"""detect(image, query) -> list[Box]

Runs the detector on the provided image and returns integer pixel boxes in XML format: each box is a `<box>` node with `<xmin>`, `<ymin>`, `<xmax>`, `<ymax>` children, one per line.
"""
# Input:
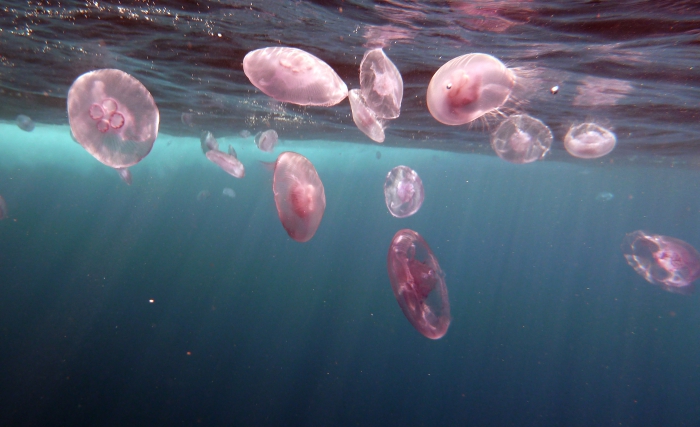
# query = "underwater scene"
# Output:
<box><xmin>1</xmin><ymin>1</ymin><xmax>700</xmax><ymax>426</ymax></box>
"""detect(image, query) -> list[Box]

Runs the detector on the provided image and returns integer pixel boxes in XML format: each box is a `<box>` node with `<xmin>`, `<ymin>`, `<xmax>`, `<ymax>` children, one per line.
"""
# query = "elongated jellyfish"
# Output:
<box><xmin>255</xmin><ymin>130</ymin><xmax>278</xmax><ymax>152</ymax></box>
<box><xmin>384</xmin><ymin>166</ymin><xmax>424</xmax><ymax>218</ymax></box>
<box><xmin>206</xmin><ymin>150</ymin><xmax>245</xmax><ymax>178</ymax></box>
<box><xmin>349</xmin><ymin>89</ymin><xmax>385</xmax><ymax>143</ymax></box>
<box><xmin>359</xmin><ymin>48</ymin><xmax>403</xmax><ymax>119</ymax></box>
<box><xmin>490</xmin><ymin>114</ymin><xmax>552</xmax><ymax>164</ymax></box>
<box><xmin>387</xmin><ymin>229</ymin><xmax>451</xmax><ymax>339</ymax></box>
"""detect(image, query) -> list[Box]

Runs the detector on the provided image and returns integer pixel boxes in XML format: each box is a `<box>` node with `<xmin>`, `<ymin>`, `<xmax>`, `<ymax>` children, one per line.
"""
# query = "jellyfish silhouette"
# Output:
<box><xmin>349</xmin><ymin>89</ymin><xmax>385</xmax><ymax>143</ymax></box>
<box><xmin>427</xmin><ymin>53</ymin><xmax>515</xmax><ymax>125</ymax></box>
<box><xmin>564</xmin><ymin>123</ymin><xmax>616</xmax><ymax>159</ymax></box>
<box><xmin>228</xmin><ymin>145</ymin><xmax>238</xmax><ymax>158</ymax></box>
<box><xmin>222</xmin><ymin>188</ymin><xmax>236</xmax><ymax>198</ymax></box>
<box><xmin>272</xmin><ymin>152</ymin><xmax>326</xmax><ymax>242</ymax></box>
<box><xmin>622</xmin><ymin>231</ymin><xmax>700</xmax><ymax>295</ymax></box>
<box><xmin>491</xmin><ymin>114</ymin><xmax>552</xmax><ymax>164</ymax></box>
<box><xmin>239</xmin><ymin>130</ymin><xmax>251</xmax><ymax>138</ymax></box>
<box><xmin>205</xmin><ymin>150</ymin><xmax>245</xmax><ymax>178</ymax></box>
<box><xmin>16</xmin><ymin>114</ymin><xmax>35</xmax><ymax>132</ymax></box>
<box><xmin>67</xmin><ymin>69</ymin><xmax>159</xmax><ymax>168</ymax></box>
<box><xmin>384</xmin><ymin>166</ymin><xmax>424</xmax><ymax>218</ymax></box>
<box><xmin>243</xmin><ymin>47</ymin><xmax>348</xmax><ymax>106</ymax></box>
<box><xmin>359</xmin><ymin>48</ymin><xmax>403</xmax><ymax>119</ymax></box>
<box><xmin>255</xmin><ymin>130</ymin><xmax>278</xmax><ymax>152</ymax></box>
<box><xmin>200</xmin><ymin>131</ymin><xmax>219</xmax><ymax>154</ymax></box>
<box><xmin>387</xmin><ymin>229</ymin><xmax>450</xmax><ymax>339</ymax></box>
<box><xmin>0</xmin><ymin>195</ymin><xmax>7</xmax><ymax>220</ymax></box>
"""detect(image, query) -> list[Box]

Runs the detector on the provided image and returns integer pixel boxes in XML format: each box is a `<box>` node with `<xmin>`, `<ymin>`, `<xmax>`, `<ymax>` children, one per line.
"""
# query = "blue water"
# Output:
<box><xmin>2</xmin><ymin>1</ymin><xmax>700</xmax><ymax>426</ymax></box>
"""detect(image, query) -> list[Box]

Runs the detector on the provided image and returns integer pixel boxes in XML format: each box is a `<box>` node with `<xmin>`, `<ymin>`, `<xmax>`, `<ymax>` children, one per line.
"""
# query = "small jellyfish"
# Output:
<box><xmin>239</xmin><ymin>130</ymin><xmax>251</xmax><ymax>138</ymax></box>
<box><xmin>376</xmin><ymin>151</ymin><xmax>382</xmax><ymax>160</ymax></box>
<box><xmin>491</xmin><ymin>114</ymin><xmax>552</xmax><ymax>164</ymax></box>
<box><xmin>67</xmin><ymin>69</ymin><xmax>159</xmax><ymax>168</ymax></box>
<box><xmin>116</xmin><ymin>167</ymin><xmax>132</xmax><ymax>185</ymax></box>
<box><xmin>564</xmin><ymin>123</ymin><xmax>617</xmax><ymax>159</ymax></box>
<box><xmin>205</xmin><ymin>149</ymin><xmax>245</xmax><ymax>178</ymax></box>
<box><xmin>222</xmin><ymin>188</ymin><xmax>236</xmax><ymax>198</ymax></box>
<box><xmin>197</xmin><ymin>190</ymin><xmax>211</xmax><ymax>201</ymax></box>
<box><xmin>359</xmin><ymin>48</ymin><xmax>403</xmax><ymax>119</ymax></box>
<box><xmin>200</xmin><ymin>131</ymin><xmax>219</xmax><ymax>154</ymax></box>
<box><xmin>349</xmin><ymin>89</ymin><xmax>385</xmax><ymax>143</ymax></box>
<box><xmin>181</xmin><ymin>112</ymin><xmax>194</xmax><ymax>127</ymax></box>
<box><xmin>272</xmin><ymin>152</ymin><xmax>326</xmax><ymax>242</ymax></box>
<box><xmin>384</xmin><ymin>166</ymin><xmax>424</xmax><ymax>218</ymax></box>
<box><xmin>0</xmin><ymin>195</ymin><xmax>7</xmax><ymax>220</ymax></box>
<box><xmin>255</xmin><ymin>130</ymin><xmax>278</xmax><ymax>152</ymax></box>
<box><xmin>427</xmin><ymin>53</ymin><xmax>515</xmax><ymax>125</ymax></box>
<box><xmin>622</xmin><ymin>231</ymin><xmax>700</xmax><ymax>295</ymax></box>
<box><xmin>243</xmin><ymin>47</ymin><xmax>348</xmax><ymax>107</ymax></box>
<box><xmin>595</xmin><ymin>192</ymin><xmax>614</xmax><ymax>202</ymax></box>
<box><xmin>228</xmin><ymin>145</ymin><xmax>237</xmax><ymax>158</ymax></box>
<box><xmin>16</xmin><ymin>114</ymin><xmax>35</xmax><ymax>132</ymax></box>
<box><xmin>387</xmin><ymin>229</ymin><xmax>450</xmax><ymax>339</ymax></box>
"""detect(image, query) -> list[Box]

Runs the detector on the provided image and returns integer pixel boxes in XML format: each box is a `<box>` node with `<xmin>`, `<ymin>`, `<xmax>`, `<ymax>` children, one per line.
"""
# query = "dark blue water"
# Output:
<box><xmin>2</xmin><ymin>1</ymin><xmax>700</xmax><ymax>426</ymax></box>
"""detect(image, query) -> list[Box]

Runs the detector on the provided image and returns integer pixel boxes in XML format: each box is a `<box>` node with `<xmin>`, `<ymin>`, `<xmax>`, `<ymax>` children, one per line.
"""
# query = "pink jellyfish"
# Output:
<box><xmin>349</xmin><ymin>89</ymin><xmax>385</xmax><ymax>143</ymax></box>
<box><xmin>427</xmin><ymin>53</ymin><xmax>515</xmax><ymax>125</ymax></box>
<box><xmin>272</xmin><ymin>152</ymin><xmax>326</xmax><ymax>242</ymax></box>
<box><xmin>387</xmin><ymin>229</ymin><xmax>451</xmax><ymax>339</ymax></box>
<box><xmin>205</xmin><ymin>149</ymin><xmax>245</xmax><ymax>178</ymax></box>
<box><xmin>490</xmin><ymin>114</ymin><xmax>552</xmax><ymax>164</ymax></box>
<box><xmin>564</xmin><ymin>123</ymin><xmax>617</xmax><ymax>159</ymax></box>
<box><xmin>67</xmin><ymin>69</ymin><xmax>159</xmax><ymax>168</ymax></box>
<box><xmin>622</xmin><ymin>231</ymin><xmax>700</xmax><ymax>295</ymax></box>
<box><xmin>384</xmin><ymin>166</ymin><xmax>424</xmax><ymax>218</ymax></box>
<box><xmin>255</xmin><ymin>130</ymin><xmax>279</xmax><ymax>152</ymax></box>
<box><xmin>359</xmin><ymin>48</ymin><xmax>403</xmax><ymax>119</ymax></box>
<box><xmin>243</xmin><ymin>47</ymin><xmax>348</xmax><ymax>107</ymax></box>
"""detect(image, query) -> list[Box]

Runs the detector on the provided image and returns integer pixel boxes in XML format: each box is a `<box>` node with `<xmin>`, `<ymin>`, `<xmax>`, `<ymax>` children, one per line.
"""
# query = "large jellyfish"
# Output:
<box><xmin>387</xmin><ymin>229</ymin><xmax>450</xmax><ymax>339</ymax></box>
<box><xmin>359</xmin><ymin>48</ymin><xmax>403</xmax><ymax>119</ymax></box>
<box><xmin>622</xmin><ymin>231</ymin><xmax>700</xmax><ymax>295</ymax></box>
<box><xmin>384</xmin><ymin>166</ymin><xmax>424</xmax><ymax>218</ymax></box>
<box><xmin>16</xmin><ymin>114</ymin><xmax>35</xmax><ymax>132</ymax></box>
<box><xmin>349</xmin><ymin>89</ymin><xmax>385</xmax><ymax>143</ymax></box>
<box><xmin>491</xmin><ymin>114</ymin><xmax>552</xmax><ymax>164</ymax></box>
<box><xmin>243</xmin><ymin>47</ymin><xmax>348</xmax><ymax>107</ymax></box>
<box><xmin>255</xmin><ymin>130</ymin><xmax>278</xmax><ymax>152</ymax></box>
<box><xmin>427</xmin><ymin>53</ymin><xmax>515</xmax><ymax>125</ymax></box>
<box><xmin>272</xmin><ymin>152</ymin><xmax>326</xmax><ymax>242</ymax></box>
<box><xmin>67</xmin><ymin>69</ymin><xmax>159</xmax><ymax>168</ymax></box>
<box><xmin>564</xmin><ymin>123</ymin><xmax>617</xmax><ymax>159</ymax></box>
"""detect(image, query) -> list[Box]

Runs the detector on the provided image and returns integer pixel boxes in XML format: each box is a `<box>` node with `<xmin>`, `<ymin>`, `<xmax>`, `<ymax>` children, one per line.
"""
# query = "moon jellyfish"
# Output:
<box><xmin>384</xmin><ymin>166</ymin><xmax>424</xmax><ymax>218</ymax></box>
<box><xmin>622</xmin><ymin>231</ymin><xmax>700</xmax><ymax>295</ymax></box>
<box><xmin>239</xmin><ymin>130</ymin><xmax>251</xmax><ymax>138</ymax></box>
<box><xmin>272</xmin><ymin>152</ymin><xmax>326</xmax><ymax>242</ymax></box>
<box><xmin>349</xmin><ymin>89</ymin><xmax>385</xmax><ymax>143</ymax></box>
<box><xmin>67</xmin><ymin>69</ymin><xmax>159</xmax><ymax>168</ymax></box>
<box><xmin>359</xmin><ymin>48</ymin><xmax>403</xmax><ymax>119</ymax></box>
<box><xmin>200</xmin><ymin>131</ymin><xmax>219</xmax><ymax>154</ymax></box>
<box><xmin>222</xmin><ymin>188</ymin><xmax>236</xmax><ymax>198</ymax></box>
<box><xmin>564</xmin><ymin>123</ymin><xmax>617</xmax><ymax>159</ymax></box>
<box><xmin>427</xmin><ymin>53</ymin><xmax>515</xmax><ymax>125</ymax></box>
<box><xmin>243</xmin><ymin>47</ymin><xmax>348</xmax><ymax>107</ymax></box>
<box><xmin>0</xmin><ymin>195</ymin><xmax>7</xmax><ymax>220</ymax></box>
<box><xmin>205</xmin><ymin>150</ymin><xmax>245</xmax><ymax>178</ymax></box>
<box><xmin>16</xmin><ymin>114</ymin><xmax>35</xmax><ymax>132</ymax></box>
<box><xmin>255</xmin><ymin>130</ymin><xmax>278</xmax><ymax>152</ymax></box>
<box><xmin>491</xmin><ymin>114</ymin><xmax>552</xmax><ymax>164</ymax></box>
<box><xmin>387</xmin><ymin>229</ymin><xmax>450</xmax><ymax>339</ymax></box>
<box><xmin>197</xmin><ymin>190</ymin><xmax>210</xmax><ymax>201</ymax></box>
<box><xmin>116</xmin><ymin>168</ymin><xmax>132</xmax><ymax>185</ymax></box>
<box><xmin>181</xmin><ymin>112</ymin><xmax>194</xmax><ymax>127</ymax></box>
<box><xmin>595</xmin><ymin>192</ymin><xmax>614</xmax><ymax>202</ymax></box>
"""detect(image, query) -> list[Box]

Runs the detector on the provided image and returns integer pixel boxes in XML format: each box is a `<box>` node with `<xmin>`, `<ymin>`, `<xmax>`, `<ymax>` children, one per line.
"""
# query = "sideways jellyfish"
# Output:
<box><xmin>0</xmin><ymin>195</ymin><xmax>7</xmax><ymax>220</ymax></box>
<box><xmin>427</xmin><ymin>53</ymin><xmax>515</xmax><ymax>125</ymax></box>
<box><xmin>564</xmin><ymin>123</ymin><xmax>617</xmax><ymax>159</ymax></box>
<box><xmin>272</xmin><ymin>152</ymin><xmax>326</xmax><ymax>242</ymax></box>
<box><xmin>595</xmin><ymin>192</ymin><xmax>614</xmax><ymax>202</ymax></box>
<box><xmin>200</xmin><ymin>131</ymin><xmax>219</xmax><ymax>154</ymax></box>
<box><xmin>222</xmin><ymin>188</ymin><xmax>236</xmax><ymax>198</ymax></box>
<box><xmin>243</xmin><ymin>47</ymin><xmax>348</xmax><ymax>107</ymax></box>
<box><xmin>349</xmin><ymin>89</ymin><xmax>385</xmax><ymax>143</ymax></box>
<box><xmin>622</xmin><ymin>231</ymin><xmax>700</xmax><ymax>295</ymax></box>
<box><xmin>387</xmin><ymin>229</ymin><xmax>450</xmax><ymax>339</ymax></box>
<box><xmin>491</xmin><ymin>114</ymin><xmax>552</xmax><ymax>164</ymax></box>
<box><xmin>67</xmin><ymin>69</ymin><xmax>159</xmax><ymax>168</ymax></box>
<box><xmin>255</xmin><ymin>130</ymin><xmax>278</xmax><ymax>152</ymax></box>
<box><xmin>206</xmin><ymin>149</ymin><xmax>245</xmax><ymax>178</ymax></box>
<box><xmin>384</xmin><ymin>166</ymin><xmax>424</xmax><ymax>218</ymax></box>
<box><xmin>228</xmin><ymin>145</ymin><xmax>237</xmax><ymax>158</ymax></box>
<box><xmin>116</xmin><ymin>168</ymin><xmax>132</xmax><ymax>185</ymax></box>
<box><xmin>16</xmin><ymin>114</ymin><xmax>35</xmax><ymax>132</ymax></box>
<box><xmin>359</xmin><ymin>48</ymin><xmax>403</xmax><ymax>119</ymax></box>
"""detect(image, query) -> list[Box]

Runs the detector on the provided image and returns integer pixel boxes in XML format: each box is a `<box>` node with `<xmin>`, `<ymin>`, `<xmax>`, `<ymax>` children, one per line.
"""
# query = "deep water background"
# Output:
<box><xmin>2</xmin><ymin>127</ymin><xmax>700</xmax><ymax>426</ymax></box>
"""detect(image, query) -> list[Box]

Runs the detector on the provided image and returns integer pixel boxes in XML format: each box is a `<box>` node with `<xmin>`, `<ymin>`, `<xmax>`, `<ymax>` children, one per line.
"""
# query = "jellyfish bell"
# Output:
<box><xmin>384</xmin><ymin>166</ymin><xmax>424</xmax><ymax>218</ymax></box>
<box><xmin>16</xmin><ymin>114</ymin><xmax>35</xmax><ymax>132</ymax></box>
<box><xmin>359</xmin><ymin>48</ymin><xmax>403</xmax><ymax>119</ymax></box>
<box><xmin>622</xmin><ymin>231</ymin><xmax>700</xmax><ymax>295</ymax></box>
<box><xmin>272</xmin><ymin>152</ymin><xmax>326</xmax><ymax>242</ymax></box>
<box><xmin>243</xmin><ymin>47</ymin><xmax>348</xmax><ymax>107</ymax></box>
<box><xmin>387</xmin><ymin>229</ymin><xmax>450</xmax><ymax>339</ymax></box>
<box><xmin>564</xmin><ymin>123</ymin><xmax>617</xmax><ymax>159</ymax></box>
<box><xmin>67</xmin><ymin>69</ymin><xmax>159</xmax><ymax>169</ymax></box>
<box><xmin>349</xmin><ymin>89</ymin><xmax>385</xmax><ymax>143</ymax></box>
<box><xmin>205</xmin><ymin>149</ymin><xmax>245</xmax><ymax>178</ymax></box>
<box><xmin>255</xmin><ymin>129</ymin><xmax>279</xmax><ymax>152</ymax></box>
<box><xmin>200</xmin><ymin>131</ymin><xmax>219</xmax><ymax>154</ymax></box>
<box><xmin>490</xmin><ymin>114</ymin><xmax>552</xmax><ymax>164</ymax></box>
<box><xmin>427</xmin><ymin>53</ymin><xmax>515</xmax><ymax>125</ymax></box>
